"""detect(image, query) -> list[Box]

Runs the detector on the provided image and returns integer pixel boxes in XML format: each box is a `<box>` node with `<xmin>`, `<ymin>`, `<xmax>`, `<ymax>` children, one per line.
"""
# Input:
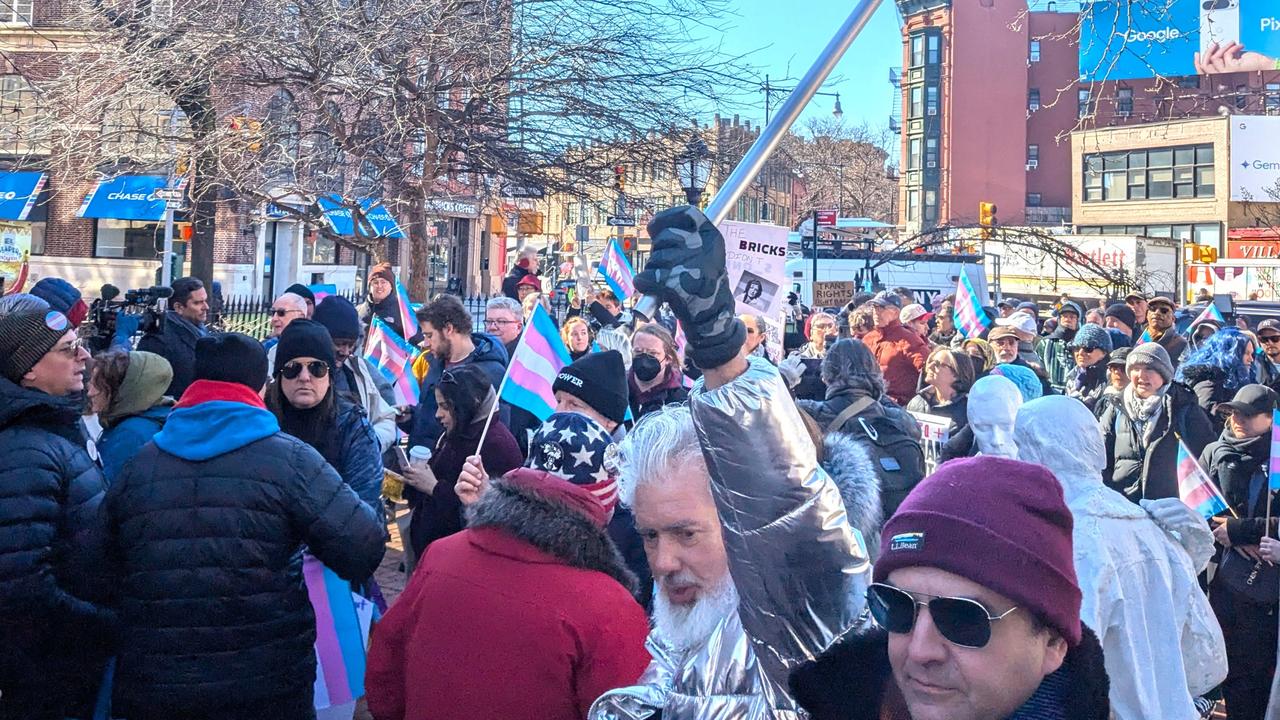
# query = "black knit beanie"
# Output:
<box><xmin>275</xmin><ymin>319</ymin><xmax>337</xmax><ymax>374</ymax></box>
<box><xmin>553</xmin><ymin>350</ymin><xmax>629</xmax><ymax>425</ymax></box>
<box><xmin>0</xmin><ymin>309</ymin><xmax>71</xmax><ymax>382</ymax></box>
<box><xmin>194</xmin><ymin>333</ymin><xmax>269</xmax><ymax>390</ymax></box>
<box><xmin>313</xmin><ymin>296</ymin><xmax>361</xmax><ymax>341</ymax></box>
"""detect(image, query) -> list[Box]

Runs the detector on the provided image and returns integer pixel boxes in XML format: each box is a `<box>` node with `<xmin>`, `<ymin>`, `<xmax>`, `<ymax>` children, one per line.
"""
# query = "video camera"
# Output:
<box><xmin>86</xmin><ymin>283</ymin><xmax>171</xmax><ymax>353</ymax></box>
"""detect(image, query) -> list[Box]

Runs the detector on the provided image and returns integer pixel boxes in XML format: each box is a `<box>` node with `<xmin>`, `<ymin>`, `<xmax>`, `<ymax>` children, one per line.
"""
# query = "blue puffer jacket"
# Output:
<box><xmin>97</xmin><ymin>404</ymin><xmax>170</xmax><ymax>487</ymax></box>
<box><xmin>324</xmin><ymin>401</ymin><xmax>387</xmax><ymax>528</ymax></box>
<box><xmin>105</xmin><ymin>380</ymin><xmax>386</xmax><ymax>719</ymax></box>
<box><xmin>0</xmin><ymin>377</ymin><xmax>114</xmax><ymax>719</ymax></box>
<box><xmin>407</xmin><ymin>332</ymin><xmax>509</xmax><ymax>448</ymax></box>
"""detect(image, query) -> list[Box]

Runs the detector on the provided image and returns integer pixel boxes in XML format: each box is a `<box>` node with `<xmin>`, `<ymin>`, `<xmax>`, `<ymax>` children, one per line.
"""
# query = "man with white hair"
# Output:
<box><xmin>264</xmin><ymin>292</ymin><xmax>307</xmax><ymax>351</ymax></box>
<box><xmin>484</xmin><ymin>296</ymin><xmax>525</xmax><ymax>360</ymax></box>
<box><xmin>1016</xmin><ymin>395</ymin><xmax>1226</xmax><ymax>720</ymax></box>
<box><xmin>589</xmin><ymin>206</ymin><xmax>874</xmax><ymax>718</ymax></box>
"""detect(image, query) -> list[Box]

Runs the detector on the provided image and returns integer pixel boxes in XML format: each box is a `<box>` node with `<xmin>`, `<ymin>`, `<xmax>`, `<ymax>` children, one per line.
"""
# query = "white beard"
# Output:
<box><xmin>652</xmin><ymin>573</ymin><xmax>740</xmax><ymax>653</ymax></box>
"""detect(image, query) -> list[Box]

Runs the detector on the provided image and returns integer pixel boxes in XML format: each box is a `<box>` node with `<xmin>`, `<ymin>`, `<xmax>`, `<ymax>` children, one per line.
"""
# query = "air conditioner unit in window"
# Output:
<box><xmin>927</xmin><ymin>161</ymin><xmax>937</xmax><ymax>168</ymax></box>
<box><xmin>928</xmin><ymin>108</ymin><xmax>937</xmax><ymax>115</ymax></box>
<box><xmin>1026</xmin><ymin>160</ymin><xmax>1039</xmax><ymax>170</ymax></box>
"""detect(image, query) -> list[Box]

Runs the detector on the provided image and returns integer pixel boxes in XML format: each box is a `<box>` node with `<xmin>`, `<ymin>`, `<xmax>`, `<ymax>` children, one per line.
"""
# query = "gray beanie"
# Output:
<box><xmin>1126</xmin><ymin>342</ymin><xmax>1174</xmax><ymax>383</ymax></box>
<box><xmin>1068</xmin><ymin>323</ymin><xmax>1113</xmax><ymax>353</ymax></box>
<box><xmin>0</xmin><ymin>309</ymin><xmax>72</xmax><ymax>382</ymax></box>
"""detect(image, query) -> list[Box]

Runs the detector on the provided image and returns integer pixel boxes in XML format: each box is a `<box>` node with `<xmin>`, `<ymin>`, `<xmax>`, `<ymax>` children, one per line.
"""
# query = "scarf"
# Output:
<box><xmin>1006</xmin><ymin>664</ymin><xmax>1070</xmax><ymax>720</ymax></box>
<box><xmin>1122</xmin><ymin>383</ymin><xmax>1167</xmax><ymax>446</ymax></box>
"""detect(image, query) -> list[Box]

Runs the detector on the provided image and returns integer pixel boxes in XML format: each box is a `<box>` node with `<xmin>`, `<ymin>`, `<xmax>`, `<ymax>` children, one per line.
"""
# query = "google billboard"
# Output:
<box><xmin>1081</xmin><ymin>0</ymin><xmax>1280</xmax><ymax>81</ymax></box>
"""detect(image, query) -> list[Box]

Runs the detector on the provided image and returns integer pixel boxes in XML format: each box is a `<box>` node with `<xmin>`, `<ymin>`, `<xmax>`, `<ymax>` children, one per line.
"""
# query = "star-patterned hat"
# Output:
<box><xmin>527</xmin><ymin>412</ymin><xmax>621</xmax><ymax>517</ymax></box>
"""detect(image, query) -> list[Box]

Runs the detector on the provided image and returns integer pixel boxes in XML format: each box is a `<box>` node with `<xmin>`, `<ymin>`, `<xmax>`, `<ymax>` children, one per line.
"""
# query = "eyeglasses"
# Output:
<box><xmin>1071</xmin><ymin>346</ymin><xmax>1099</xmax><ymax>354</ymax></box>
<box><xmin>54</xmin><ymin>338</ymin><xmax>86</xmax><ymax>358</ymax></box>
<box><xmin>271</xmin><ymin>308</ymin><xmax>302</xmax><ymax>317</ymax></box>
<box><xmin>280</xmin><ymin>360</ymin><xmax>329</xmax><ymax>380</ymax></box>
<box><xmin>867</xmin><ymin>582</ymin><xmax>1019</xmax><ymax>649</ymax></box>
<box><xmin>484</xmin><ymin>318</ymin><xmax>519</xmax><ymax>328</ymax></box>
<box><xmin>1261</xmin><ymin>335</ymin><xmax>1280</xmax><ymax>344</ymax></box>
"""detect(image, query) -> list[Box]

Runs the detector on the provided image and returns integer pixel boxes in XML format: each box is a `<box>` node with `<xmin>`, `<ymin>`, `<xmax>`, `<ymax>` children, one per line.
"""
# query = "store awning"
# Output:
<box><xmin>0</xmin><ymin>171</ymin><xmax>47</xmax><ymax>221</ymax></box>
<box><xmin>317</xmin><ymin>196</ymin><xmax>405</xmax><ymax>239</ymax></box>
<box><xmin>77</xmin><ymin>175</ymin><xmax>183</xmax><ymax>222</ymax></box>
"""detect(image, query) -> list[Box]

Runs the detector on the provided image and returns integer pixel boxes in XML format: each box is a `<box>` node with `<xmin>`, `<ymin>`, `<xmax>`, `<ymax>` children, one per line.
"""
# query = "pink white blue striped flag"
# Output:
<box><xmin>953</xmin><ymin>270</ymin><xmax>990</xmax><ymax>339</ymax></box>
<box><xmin>674</xmin><ymin>321</ymin><xmax>694</xmax><ymax>389</ymax></box>
<box><xmin>597</xmin><ymin>238</ymin><xmax>636</xmax><ymax>300</ymax></box>
<box><xmin>1177</xmin><ymin>439</ymin><xmax>1230</xmax><ymax>520</ymax></box>
<box><xmin>304</xmin><ymin>553</ymin><xmax>376</xmax><ymax>710</ymax></box>
<box><xmin>363</xmin><ymin>317</ymin><xmax>420</xmax><ymax>406</ymax></box>
<box><xmin>1270</xmin><ymin>410</ymin><xmax>1280</xmax><ymax>492</ymax></box>
<box><xmin>1190</xmin><ymin>302</ymin><xmax>1226</xmax><ymax>328</ymax></box>
<box><xmin>500</xmin><ymin>303</ymin><xmax>571</xmax><ymax>421</ymax></box>
<box><xmin>393</xmin><ymin>278</ymin><xmax>417</xmax><ymax>339</ymax></box>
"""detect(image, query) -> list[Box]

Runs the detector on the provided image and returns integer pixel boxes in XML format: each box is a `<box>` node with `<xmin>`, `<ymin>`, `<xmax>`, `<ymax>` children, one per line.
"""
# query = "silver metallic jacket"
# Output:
<box><xmin>590</xmin><ymin>357</ymin><xmax>873</xmax><ymax>719</ymax></box>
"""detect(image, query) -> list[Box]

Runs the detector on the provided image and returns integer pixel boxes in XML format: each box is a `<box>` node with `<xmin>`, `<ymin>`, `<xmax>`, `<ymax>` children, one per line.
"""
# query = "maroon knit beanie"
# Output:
<box><xmin>875</xmin><ymin>456</ymin><xmax>1082</xmax><ymax>647</ymax></box>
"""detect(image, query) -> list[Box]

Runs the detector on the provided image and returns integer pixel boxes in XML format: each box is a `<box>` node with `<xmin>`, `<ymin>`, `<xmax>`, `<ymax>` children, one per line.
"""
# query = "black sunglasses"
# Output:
<box><xmin>1071</xmin><ymin>346</ymin><xmax>1100</xmax><ymax>353</ymax></box>
<box><xmin>271</xmin><ymin>308</ymin><xmax>301</xmax><ymax>317</ymax></box>
<box><xmin>281</xmin><ymin>360</ymin><xmax>329</xmax><ymax>380</ymax></box>
<box><xmin>1261</xmin><ymin>335</ymin><xmax>1280</xmax><ymax>344</ymax></box>
<box><xmin>867</xmin><ymin>582</ymin><xmax>1018</xmax><ymax>649</ymax></box>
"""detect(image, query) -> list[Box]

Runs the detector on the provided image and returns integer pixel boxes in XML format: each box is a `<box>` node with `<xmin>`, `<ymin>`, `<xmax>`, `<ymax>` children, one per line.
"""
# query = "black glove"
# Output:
<box><xmin>635</xmin><ymin>206</ymin><xmax>744</xmax><ymax>369</ymax></box>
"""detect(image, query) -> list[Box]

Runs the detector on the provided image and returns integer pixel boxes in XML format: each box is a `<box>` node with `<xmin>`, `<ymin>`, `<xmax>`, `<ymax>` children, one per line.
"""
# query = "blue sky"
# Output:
<box><xmin>710</xmin><ymin>0</ymin><xmax>904</xmax><ymax>133</ymax></box>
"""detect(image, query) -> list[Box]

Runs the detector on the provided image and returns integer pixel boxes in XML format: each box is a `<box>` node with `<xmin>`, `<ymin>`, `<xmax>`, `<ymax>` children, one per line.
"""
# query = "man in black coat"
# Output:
<box><xmin>0</xmin><ymin>307</ymin><xmax>114</xmax><ymax>720</ymax></box>
<box><xmin>501</xmin><ymin>245</ymin><xmax>539</xmax><ymax>300</ymax></box>
<box><xmin>136</xmin><ymin>275</ymin><xmax>208</xmax><ymax>398</ymax></box>
<box><xmin>105</xmin><ymin>333</ymin><xmax>386</xmax><ymax>720</ymax></box>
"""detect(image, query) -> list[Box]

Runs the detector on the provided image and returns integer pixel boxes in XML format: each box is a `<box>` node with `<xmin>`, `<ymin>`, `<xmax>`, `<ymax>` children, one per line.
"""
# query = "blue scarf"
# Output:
<box><xmin>1006</xmin><ymin>664</ymin><xmax>1070</xmax><ymax>720</ymax></box>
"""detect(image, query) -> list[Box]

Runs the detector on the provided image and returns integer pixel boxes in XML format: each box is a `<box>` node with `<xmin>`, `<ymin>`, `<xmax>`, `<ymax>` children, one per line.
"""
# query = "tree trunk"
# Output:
<box><xmin>185</xmin><ymin>97</ymin><xmax>218</xmax><ymax>288</ymax></box>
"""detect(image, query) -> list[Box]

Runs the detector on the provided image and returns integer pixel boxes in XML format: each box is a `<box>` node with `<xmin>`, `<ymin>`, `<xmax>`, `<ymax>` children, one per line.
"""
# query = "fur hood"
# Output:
<box><xmin>789</xmin><ymin>624</ymin><xmax>1110</xmax><ymax>720</ymax></box>
<box><xmin>822</xmin><ymin>432</ymin><xmax>884</xmax><ymax>560</ymax></box>
<box><xmin>467</xmin><ymin>477</ymin><xmax>638</xmax><ymax>595</ymax></box>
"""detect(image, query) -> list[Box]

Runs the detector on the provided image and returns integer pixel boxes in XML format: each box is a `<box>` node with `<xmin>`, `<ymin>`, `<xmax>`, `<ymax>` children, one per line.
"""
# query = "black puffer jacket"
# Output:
<box><xmin>135</xmin><ymin>310</ymin><xmax>205</xmax><ymax>399</ymax></box>
<box><xmin>1201</xmin><ymin>429</ymin><xmax>1276</xmax><ymax>546</ymax></box>
<box><xmin>1180</xmin><ymin>364</ymin><xmax>1235</xmax><ymax>436</ymax></box>
<box><xmin>0</xmin><ymin>377</ymin><xmax>114</xmax><ymax>720</ymax></box>
<box><xmin>105</xmin><ymin>381</ymin><xmax>386</xmax><ymax>719</ymax></box>
<box><xmin>1099</xmin><ymin>382</ymin><xmax>1215</xmax><ymax>502</ymax></box>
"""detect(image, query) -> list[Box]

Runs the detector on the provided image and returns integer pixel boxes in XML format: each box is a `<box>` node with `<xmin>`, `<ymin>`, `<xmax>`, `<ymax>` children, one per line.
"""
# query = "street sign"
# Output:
<box><xmin>164</xmin><ymin>199</ymin><xmax>183</xmax><ymax>210</ymax></box>
<box><xmin>607</xmin><ymin>215</ymin><xmax>636</xmax><ymax>227</ymax></box>
<box><xmin>154</xmin><ymin>189</ymin><xmax>184</xmax><ymax>201</ymax></box>
<box><xmin>815</xmin><ymin>210</ymin><xmax>838</xmax><ymax>227</ymax></box>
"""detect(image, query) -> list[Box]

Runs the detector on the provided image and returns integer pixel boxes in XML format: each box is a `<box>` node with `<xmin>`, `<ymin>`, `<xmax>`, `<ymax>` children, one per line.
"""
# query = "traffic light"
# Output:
<box><xmin>1195</xmin><ymin>245</ymin><xmax>1218</xmax><ymax>264</ymax></box>
<box><xmin>979</xmin><ymin>201</ymin><xmax>998</xmax><ymax>241</ymax></box>
<box><xmin>622</xmin><ymin>237</ymin><xmax>633</xmax><ymax>253</ymax></box>
<box><xmin>613</xmin><ymin>165</ymin><xmax>626</xmax><ymax>194</ymax></box>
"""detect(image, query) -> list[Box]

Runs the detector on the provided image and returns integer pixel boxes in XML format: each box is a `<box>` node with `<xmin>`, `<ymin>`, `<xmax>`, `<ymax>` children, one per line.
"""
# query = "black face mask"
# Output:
<box><xmin>633</xmin><ymin>354</ymin><xmax>662</xmax><ymax>382</ymax></box>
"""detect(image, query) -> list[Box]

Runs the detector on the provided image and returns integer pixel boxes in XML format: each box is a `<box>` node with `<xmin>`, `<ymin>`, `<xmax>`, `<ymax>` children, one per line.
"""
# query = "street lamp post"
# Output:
<box><xmin>761</xmin><ymin>76</ymin><xmax>842</xmax><ymax>223</ymax></box>
<box><xmin>678</xmin><ymin>136</ymin><xmax>711</xmax><ymax>207</ymax></box>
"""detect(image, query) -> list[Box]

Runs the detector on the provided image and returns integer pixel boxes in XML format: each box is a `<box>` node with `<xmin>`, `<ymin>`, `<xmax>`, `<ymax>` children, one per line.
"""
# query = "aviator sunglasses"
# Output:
<box><xmin>867</xmin><ymin>582</ymin><xmax>1019</xmax><ymax>649</ymax></box>
<box><xmin>280</xmin><ymin>360</ymin><xmax>329</xmax><ymax>380</ymax></box>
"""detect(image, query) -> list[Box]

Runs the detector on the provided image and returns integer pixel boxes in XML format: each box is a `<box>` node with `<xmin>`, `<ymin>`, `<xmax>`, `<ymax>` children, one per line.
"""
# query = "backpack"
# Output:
<box><xmin>828</xmin><ymin>397</ymin><xmax>926</xmax><ymax>519</ymax></box>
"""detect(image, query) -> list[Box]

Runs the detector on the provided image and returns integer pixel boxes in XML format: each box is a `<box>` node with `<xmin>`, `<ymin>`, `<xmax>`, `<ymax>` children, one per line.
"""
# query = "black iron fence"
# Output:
<box><xmin>212</xmin><ymin>290</ymin><xmax>573</xmax><ymax>341</ymax></box>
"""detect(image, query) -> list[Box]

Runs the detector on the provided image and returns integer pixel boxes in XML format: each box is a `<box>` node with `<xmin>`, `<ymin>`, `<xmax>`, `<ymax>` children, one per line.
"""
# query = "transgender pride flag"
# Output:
<box><xmin>1177</xmin><ymin>438</ymin><xmax>1229</xmax><ymax>520</ymax></box>
<box><xmin>393</xmin><ymin>279</ymin><xmax>417</xmax><ymax>338</ymax></box>
<box><xmin>363</xmin><ymin>317</ymin><xmax>420</xmax><ymax>406</ymax></box>
<box><xmin>499</xmin><ymin>303</ymin><xmax>571</xmax><ymax>421</ymax></box>
<box><xmin>953</xmin><ymin>269</ymin><xmax>990</xmax><ymax>339</ymax></box>
<box><xmin>597</xmin><ymin>238</ymin><xmax>636</xmax><ymax>300</ymax></box>
<box><xmin>1190</xmin><ymin>302</ymin><xmax>1226</xmax><ymax>328</ymax></box>
<box><xmin>1270</xmin><ymin>410</ymin><xmax>1280</xmax><ymax>492</ymax></box>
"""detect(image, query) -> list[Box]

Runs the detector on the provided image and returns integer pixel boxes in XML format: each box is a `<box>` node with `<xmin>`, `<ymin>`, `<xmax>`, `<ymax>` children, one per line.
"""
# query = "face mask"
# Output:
<box><xmin>633</xmin><ymin>354</ymin><xmax>662</xmax><ymax>382</ymax></box>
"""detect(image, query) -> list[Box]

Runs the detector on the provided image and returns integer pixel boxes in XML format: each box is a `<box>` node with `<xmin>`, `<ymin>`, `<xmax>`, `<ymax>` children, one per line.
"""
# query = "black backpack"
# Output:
<box><xmin>828</xmin><ymin>397</ymin><xmax>926</xmax><ymax>519</ymax></box>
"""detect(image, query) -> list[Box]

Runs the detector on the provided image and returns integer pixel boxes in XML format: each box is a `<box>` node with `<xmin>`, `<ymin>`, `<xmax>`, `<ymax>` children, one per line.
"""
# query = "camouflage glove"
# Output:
<box><xmin>635</xmin><ymin>206</ymin><xmax>745</xmax><ymax>369</ymax></box>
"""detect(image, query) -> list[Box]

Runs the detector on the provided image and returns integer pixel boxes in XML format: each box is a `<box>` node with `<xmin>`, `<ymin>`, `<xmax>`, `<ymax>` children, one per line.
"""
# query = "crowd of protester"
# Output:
<box><xmin>3</xmin><ymin>205</ymin><xmax>1280</xmax><ymax>720</ymax></box>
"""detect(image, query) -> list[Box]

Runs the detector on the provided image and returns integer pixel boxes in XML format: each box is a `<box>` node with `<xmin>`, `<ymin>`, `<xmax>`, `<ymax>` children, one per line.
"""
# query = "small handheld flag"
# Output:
<box><xmin>1269</xmin><ymin>410</ymin><xmax>1280</xmax><ymax>492</ymax></box>
<box><xmin>597</xmin><ymin>238</ymin><xmax>637</xmax><ymax>300</ymax></box>
<box><xmin>393</xmin><ymin>279</ymin><xmax>417</xmax><ymax>340</ymax></box>
<box><xmin>1190</xmin><ymin>302</ymin><xmax>1226</xmax><ymax>329</ymax></box>
<box><xmin>304</xmin><ymin>554</ymin><xmax>376</xmax><ymax>709</ymax></box>
<box><xmin>496</xmin><ymin>303</ymin><xmax>572</xmax><ymax>422</ymax></box>
<box><xmin>953</xmin><ymin>269</ymin><xmax>990</xmax><ymax>340</ymax></box>
<box><xmin>1177</xmin><ymin>438</ymin><xmax>1230</xmax><ymax>520</ymax></box>
<box><xmin>363</xmin><ymin>317</ymin><xmax>421</xmax><ymax>406</ymax></box>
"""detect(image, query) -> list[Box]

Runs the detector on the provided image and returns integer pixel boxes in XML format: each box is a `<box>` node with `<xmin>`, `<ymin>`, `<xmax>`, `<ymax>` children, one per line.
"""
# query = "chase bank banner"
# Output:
<box><xmin>1081</xmin><ymin>0</ymin><xmax>1280</xmax><ymax>81</ymax></box>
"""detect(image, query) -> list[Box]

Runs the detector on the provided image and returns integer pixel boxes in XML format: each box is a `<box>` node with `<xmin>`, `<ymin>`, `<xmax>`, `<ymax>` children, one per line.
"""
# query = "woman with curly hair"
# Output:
<box><xmin>1176</xmin><ymin>327</ymin><xmax>1259</xmax><ymax>434</ymax></box>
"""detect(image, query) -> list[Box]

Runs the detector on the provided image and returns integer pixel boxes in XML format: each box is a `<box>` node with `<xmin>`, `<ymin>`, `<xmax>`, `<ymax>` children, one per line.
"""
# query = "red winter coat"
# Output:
<box><xmin>862</xmin><ymin>319</ymin><xmax>930</xmax><ymax>406</ymax></box>
<box><xmin>366</xmin><ymin>478</ymin><xmax>651</xmax><ymax>720</ymax></box>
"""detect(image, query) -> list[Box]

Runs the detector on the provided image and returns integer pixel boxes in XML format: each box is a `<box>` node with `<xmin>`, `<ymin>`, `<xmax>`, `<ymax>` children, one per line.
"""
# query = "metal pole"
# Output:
<box><xmin>161</xmin><ymin>108</ymin><xmax>181</xmax><ymax>290</ymax></box>
<box><xmin>812</xmin><ymin>209</ymin><xmax>819</xmax><ymax>296</ymax></box>
<box><xmin>633</xmin><ymin>0</ymin><xmax>882</xmax><ymax>320</ymax></box>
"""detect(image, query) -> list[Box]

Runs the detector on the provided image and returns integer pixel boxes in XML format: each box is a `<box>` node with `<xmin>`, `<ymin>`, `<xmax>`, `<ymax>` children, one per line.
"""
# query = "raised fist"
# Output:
<box><xmin>637</xmin><ymin>206</ymin><xmax>744</xmax><ymax>369</ymax></box>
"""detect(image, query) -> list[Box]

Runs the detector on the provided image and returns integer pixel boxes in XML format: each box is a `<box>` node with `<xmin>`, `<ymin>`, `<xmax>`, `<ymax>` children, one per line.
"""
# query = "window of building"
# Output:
<box><xmin>1267</xmin><ymin>83</ymin><xmax>1280</xmax><ymax>114</ymax></box>
<box><xmin>1236</xmin><ymin>85</ymin><xmax>1249</xmax><ymax>110</ymax></box>
<box><xmin>1028</xmin><ymin>88</ymin><xmax>1041</xmax><ymax>112</ymax></box>
<box><xmin>94</xmin><ymin>219</ymin><xmax>171</xmax><ymax>259</ymax></box>
<box><xmin>927</xmin><ymin>35</ymin><xmax>941</xmax><ymax>64</ymax></box>
<box><xmin>1116</xmin><ymin>87</ymin><xmax>1133</xmax><ymax>116</ymax></box>
<box><xmin>924</xmin><ymin>190</ymin><xmax>937</xmax><ymax>222</ymax></box>
<box><xmin>909</xmin><ymin>86</ymin><xmax>923</xmax><ymax>118</ymax></box>
<box><xmin>925</xmin><ymin>137</ymin><xmax>938</xmax><ymax>168</ymax></box>
<box><xmin>1027</xmin><ymin>144</ymin><xmax>1039</xmax><ymax>163</ymax></box>
<box><xmin>926</xmin><ymin>85</ymin><xmax>938</xmax><ymax>115</ymax></box>
<box><xmin>910</xmin><ymin>35</ymin><xmax>925</xmax><ymax>67</ymax></box>
<box><xmin>1078</xmin><ymin>89</ymin><xmax>1095</xmax><ymax>118</ymax></box>
<box><xmin>1029</xmin><ymin>40</ymin><xmax>1041</xmax><ymax>62</ymax></box>
<box><xmin>1027</xmin><ymin>193</ymin><xmax>1042</xmax><ymax>207</ymax></box>
<box><xmin>1177</xmin><ymin>76</ymin><xmax>1201</xmax><ymax>89</ymax></box>
<box><xmin>1083</xmin><ymin>143</ymin><xmax>1215</xmax><ymax>202</ymax></box>
<box><xmin>0</xmin><ymin>74</ymin><xmax>38</xmax><ymax>155</ymax></box>
<box><xmin>303</xmin><ymin>230</ymin><xmax>337</xmax><ymax>264</ymax></box>
<box><xmin>907</xmin><ymin>189</ymin><xmax>920</xmax><ymax>222</ymax></box>
<box><xmin>4</xmin><ymin>0</ymin><xmax>33</xmax><ymax>24</ymax></box>
<box><xmin>908</xmin><ymin>137</ymin><xmax>922</xmax><ymax>170</ymax></box>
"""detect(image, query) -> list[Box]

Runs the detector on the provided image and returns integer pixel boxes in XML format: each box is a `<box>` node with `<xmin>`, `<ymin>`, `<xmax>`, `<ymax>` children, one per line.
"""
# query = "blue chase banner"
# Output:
<box><xmin>317</xmin><ymin>196</ymin><xmax>405</xmax><ymax>239</ymax></box>
<box><xmin>0</xmin><ymin>171</ymin><xmax>47</xmax><ymax>221</ymax></box>
<box><xmin>77</xmin><ymin>175</ymin><xmax>184</xmax><ymax>222</ymax></box>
